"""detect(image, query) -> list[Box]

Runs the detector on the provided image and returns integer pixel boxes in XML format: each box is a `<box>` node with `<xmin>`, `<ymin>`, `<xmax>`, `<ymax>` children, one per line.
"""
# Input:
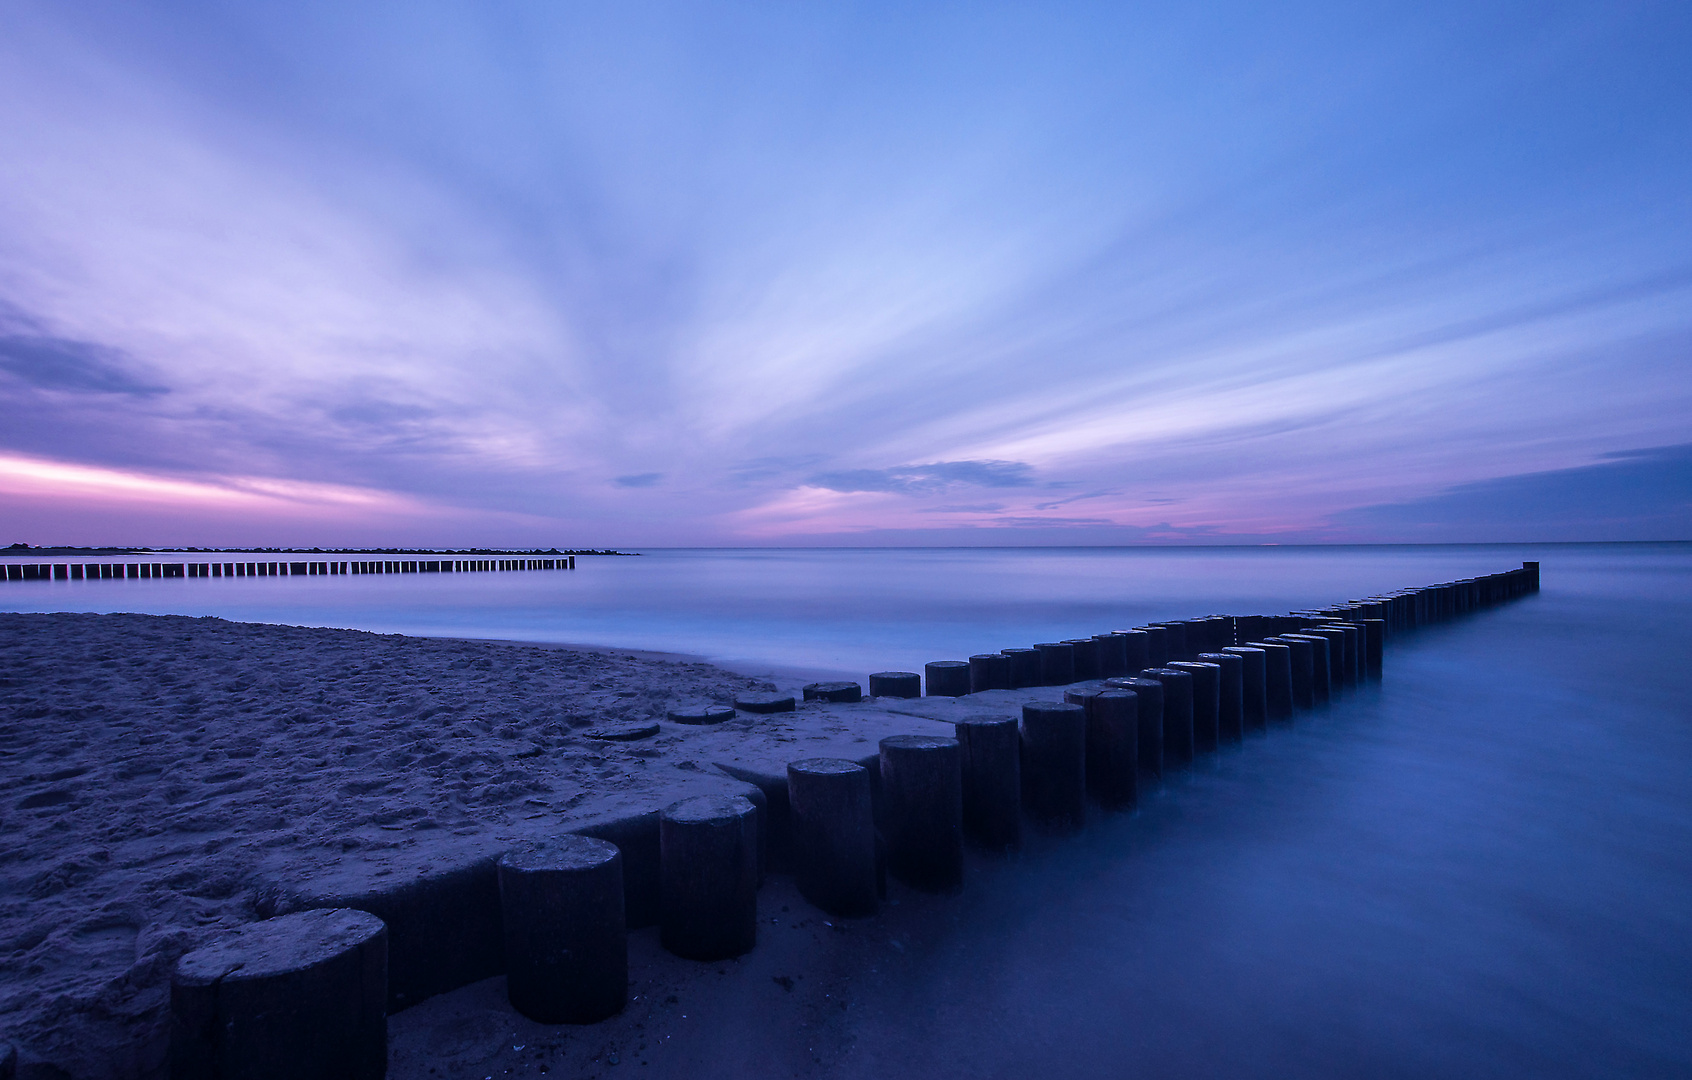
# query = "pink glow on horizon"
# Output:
<box><xmin>0</xmin><ymin>454</ymin><xmax>421</xmax><ymax>512</ymax></box>
<box><xmin>1</xmin><ymin>6</ymin><xmax>1688</xmax><ymax>546</ymax></box>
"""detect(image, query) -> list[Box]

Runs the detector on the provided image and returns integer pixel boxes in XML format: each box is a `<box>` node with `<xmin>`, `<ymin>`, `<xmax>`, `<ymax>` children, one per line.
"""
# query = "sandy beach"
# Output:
<box><xmin>0</xmin><ymin>612</ymin><xmax>769</xmax><ymax>1076</ymax></box>
<box><xmin>0</xmin><ymin>611</ymin><xmax>1056</xmax><ymax>1079</ymax></box>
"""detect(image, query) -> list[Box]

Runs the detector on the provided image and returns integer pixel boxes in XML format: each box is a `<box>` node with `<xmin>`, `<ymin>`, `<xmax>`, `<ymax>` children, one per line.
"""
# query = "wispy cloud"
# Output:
<box><xmin>1327</xmin><ymin>443</ymin><xmax>1692</xmax><ymax>542</ymax></box>
<box><xmin>0</xmin><ymin>453</ymin><xmax>418</xmax><ymax>511</ymax></box>
<box><xmin>0</xmin><ymin>3</ymin><xmax>1689</xmax><ymax>544</ymax></box>
<box><xmin>0</xmin><ymin>334</ymin><xmax>168</xmax><ymax>396</ymax></box>
<box><xmin>808</xmin><ymin>460</ymin><xmax>1036</xmax><ymax>494</ymax></box>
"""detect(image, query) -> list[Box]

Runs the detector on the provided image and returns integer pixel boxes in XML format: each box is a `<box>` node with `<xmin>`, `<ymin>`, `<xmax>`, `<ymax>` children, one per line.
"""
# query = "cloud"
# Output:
<box><xmin>808</xmin><ymin>460</ymin><xmax>1036</xmax><ymax>494</ymax></box>
<box><xmin>0</xmin><ymin>452</ymin><xmax>419</xmax><ymax>511</ymax></box>
<box><xmin>990</xmin><ymin>515</ymin><xmax>1120</xmax><ymax>528</ymax></box>
<box><xmin>0</xmin><ymin>335</ymin><xmax>167</xmax><ymax>396</ymax></box>
<box><xmin>1329</xmin><ymin>444</ymin><xmax>1692</xmax><ymax>541</ymax></box>
<box><xmin>2</xmin><ymin>5</ymin><xmax>1691</xmax><ymax>546</ymax></box>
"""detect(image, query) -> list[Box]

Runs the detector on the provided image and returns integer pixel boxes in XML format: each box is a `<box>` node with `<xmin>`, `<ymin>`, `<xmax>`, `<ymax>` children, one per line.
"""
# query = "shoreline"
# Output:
<box><xmin>0</xmin><ymin>611</ymin><xmax>1033</xmax><ymax>1078</ymax></box>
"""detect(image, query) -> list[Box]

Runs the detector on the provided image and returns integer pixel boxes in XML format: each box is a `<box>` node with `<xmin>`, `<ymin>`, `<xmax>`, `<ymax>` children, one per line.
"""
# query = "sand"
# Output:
<box><xmin>0</xmin><ymin>612</ymin><xmax>1062</xmax><ymax>1079</ymax></box>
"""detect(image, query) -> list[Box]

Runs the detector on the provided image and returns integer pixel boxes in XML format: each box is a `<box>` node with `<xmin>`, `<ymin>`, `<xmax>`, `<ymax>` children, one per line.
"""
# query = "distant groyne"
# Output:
<box><xmin>0</xmin><ymin>554</ymin><xmax>576</xmax><ymax>582</ymax></box>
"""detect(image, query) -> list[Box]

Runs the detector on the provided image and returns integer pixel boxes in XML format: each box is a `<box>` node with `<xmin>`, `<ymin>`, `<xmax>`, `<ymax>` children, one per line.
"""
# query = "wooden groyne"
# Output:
<box><xmin>144</xmin><ymin>560</ymin><xmax>1542</xmax><ymax>1078</ymax></box>
<box><xmin>0</xmin><ymin>554</ymin><xmax>576</xmax><ymax>582</ymax></box>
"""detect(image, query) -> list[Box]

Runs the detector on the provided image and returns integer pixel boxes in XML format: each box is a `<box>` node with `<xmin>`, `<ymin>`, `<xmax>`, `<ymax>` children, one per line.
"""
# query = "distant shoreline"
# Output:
<box><xmin>8</xmin><ymin>541</ymin><xmax>1684</xmax><ymax>560</ymax></box>
<box><xmin>3</xmin><ymin>545</ymin><xmax>640</xmax><ymax>557</ymax></box>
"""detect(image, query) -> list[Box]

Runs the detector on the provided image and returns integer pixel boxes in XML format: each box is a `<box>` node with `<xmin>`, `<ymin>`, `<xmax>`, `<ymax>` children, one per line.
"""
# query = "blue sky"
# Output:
<box><xmin>1</xmin><ymin>1</ymin><xmax>1688</xmax><ymax>546</ymax></box>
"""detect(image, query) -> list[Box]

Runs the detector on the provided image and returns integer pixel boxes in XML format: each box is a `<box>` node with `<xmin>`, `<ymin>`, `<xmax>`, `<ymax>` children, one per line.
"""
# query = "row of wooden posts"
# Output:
<box><xmin>0</xmin><ymin>555</ymin><xmax>575</xmax><ymax>583</ymax></box>
<box><xmin>165</xmin><ymin>561</ymin><xmax>1539</xmax><ymax>1079</ymax></box>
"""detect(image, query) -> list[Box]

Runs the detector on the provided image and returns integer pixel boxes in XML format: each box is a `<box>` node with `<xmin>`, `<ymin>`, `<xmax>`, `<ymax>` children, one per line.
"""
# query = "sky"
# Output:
<box><xmin>1</xmin><ymin>1</ymin><xmax>1689</xmax><ymax>548</ymax></box>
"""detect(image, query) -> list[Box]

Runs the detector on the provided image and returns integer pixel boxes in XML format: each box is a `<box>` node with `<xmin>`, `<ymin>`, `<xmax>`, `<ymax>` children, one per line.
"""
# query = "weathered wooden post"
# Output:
<box><xmin>170</xmin><ymin>909</ymin><xmax>388</xmax><ymax>1079</ymax></box>
<box><xmin>788</xmin><ymin>759</ymin><xmax>878</xmax><ymax>916</ymax></box>
<box><xmin>497</xmin><ymin>837</ymin><xmax>626</xmax><ymax>1023</ymax></box>
<box><xmin>953</xmin><ymin>715</ymin><xmax>1021</xmax><ymax>851</ymax></box>
<box><xmin>660</xmin><ymin>795</ymin><xmax>759</xmax><ymax>961</ymax></box>
<box><xmin>1019</xmin><ymin>702</ymin><xmax>1086</xmax><ymax>832</ymax></box>
<box><xmin>879</xmin><ymin>735</ymin><xmax>964</xmax><ymax>891</ymax></box>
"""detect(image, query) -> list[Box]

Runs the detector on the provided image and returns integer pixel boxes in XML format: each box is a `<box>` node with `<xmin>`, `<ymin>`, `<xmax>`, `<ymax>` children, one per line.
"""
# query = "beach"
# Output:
<box><xmin>0</xmin><ymin>612</ymin><xmax>789</xmax><ymax>1077</ymax></box>
<box><xmin>0</xmin><ymin>610</ymin><xmax>1071</xmax><ymax>1078</ymax></box>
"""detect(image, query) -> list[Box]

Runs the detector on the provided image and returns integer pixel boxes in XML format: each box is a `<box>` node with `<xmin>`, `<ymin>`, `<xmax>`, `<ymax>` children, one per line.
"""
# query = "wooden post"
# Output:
<box><xmin>497</xmin><ymin>837</ymin><xmax>626</xmax><ymax>1023</ymax></box>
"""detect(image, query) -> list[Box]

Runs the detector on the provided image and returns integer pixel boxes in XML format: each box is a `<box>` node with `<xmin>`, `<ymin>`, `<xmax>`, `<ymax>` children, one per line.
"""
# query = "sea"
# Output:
<box><xmin>3</xmin><ymin>542</ymin><xmax>1688</xmax><ymax>1077</ymax></box>
<box><xmin>0</xmin><ymin>543</ymin><xmax>1652</xmax><ymax>679</ymax></box>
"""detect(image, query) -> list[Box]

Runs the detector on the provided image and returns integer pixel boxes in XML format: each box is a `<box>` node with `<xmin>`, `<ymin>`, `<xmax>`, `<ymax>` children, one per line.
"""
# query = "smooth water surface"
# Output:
<box><xmin>812</xmin><ymin>553</ymin><xmax>1692</xmax><ymax>1079</ymax></box>
<box><xmin>0</xmin><ymin>544</ymin><xmax>1644</xmax><ymax>678</ymax></box>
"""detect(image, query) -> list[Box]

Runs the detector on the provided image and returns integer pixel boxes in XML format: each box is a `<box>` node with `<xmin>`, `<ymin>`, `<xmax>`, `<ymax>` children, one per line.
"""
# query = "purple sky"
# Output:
<box><xmin>2</xmin><ymin>2</ymin><xmax>1689</xmax><ymax>547</ymax></box>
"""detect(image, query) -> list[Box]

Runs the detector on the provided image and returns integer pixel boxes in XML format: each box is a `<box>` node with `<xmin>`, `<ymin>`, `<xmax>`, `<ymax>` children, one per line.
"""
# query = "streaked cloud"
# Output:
<box><xmin>0</xmin><ymin>335</ymin><xmax>167</xmax><ymax>397</ymax></box>
<box><xmin>0</xmin><ymin>453</ymin><xmax>422</xmax><ymax>512</ymax></box>
<box><xmin>0</xmin><ymin>2</ymin><xmax>1688</xmax><ymax>545</ymax></box>
<box><xmin>808</xmin><ymin>460</ymin><xmax>1036</xmax><ymax>494</ymax></box>
<box><xmin>1328</xmin><ymin>444</ymin><xmax>1692</xmax><ymax>542</ymax></box>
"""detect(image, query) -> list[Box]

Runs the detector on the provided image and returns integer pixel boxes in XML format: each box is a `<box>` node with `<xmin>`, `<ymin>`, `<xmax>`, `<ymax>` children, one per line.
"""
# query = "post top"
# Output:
<box><xmin>663</xmin><ymin>793</ymin><xmax>756</xmax><ymax>826</ymax></box>
<box><xmin>788</xmin><ymin>757</ymin><xmax>865</xmax><ymax>777</ymax></box>
<box><xmin>174</xmin><ymin>908</ymin><xmax>385</xmax><ymax>987</ymax></box>
<box><xmin>880</xmin><ymin>734</ymin><xmax>959</xmax><ymax>753</ymax></box>
<box><xmin>498</xmin><ymin>834</ymin><xmax>621</xmax><ymax>874</ymax></box>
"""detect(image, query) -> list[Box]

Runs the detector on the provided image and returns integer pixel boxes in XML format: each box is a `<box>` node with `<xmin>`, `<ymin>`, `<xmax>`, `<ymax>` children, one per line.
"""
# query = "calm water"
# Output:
<box><xmin>818</xmin><ymin>546</ymin><xmax>1692</xmax><ymax>1080</ymax></box>
<box><xmin>4</xmin><ymin>543</ymin><xmax>1689</xmax><ymax>1077</ymax></box>
<box><xmin>0</xmin><ymin>544</ymin><xmax>1637</xmax><ymax>678</ymax></box>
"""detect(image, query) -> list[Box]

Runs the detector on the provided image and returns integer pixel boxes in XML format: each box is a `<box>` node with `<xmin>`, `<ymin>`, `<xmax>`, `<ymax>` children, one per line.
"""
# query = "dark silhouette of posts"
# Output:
<box><xmin>1170</xmin><ymin>661</ymin><xmax>1221</xmax><ymax>753</ymax></box>
<box><xmin>735</xmin><ymin>691</ymin><xmax>795</xmax><ymax>713</ymax></box>
<box><xmin>1199</xmin><ymin>651</ymin><xmax>1244</xmax><ymax>741</ymax></box>
<box><xmin>1003</xmin><ymin>648</ymin><xmax>1043</xmax><ymax>689</ymax></box>
<box><xmin>497</xmin><ymin>837</ymin><xmax>626</xmax><ymax>1023</ymax></box>
<box><xmin>170</xmin><ymin>909</ymin><xmax>388</xmax><ymax>1080</ymax></box>
<box><xmin>802</xmin><ymin>681</ymin><xmax>863</xmax><ymax>702</ymax></box>
<box><xmin>1155</xmin><ymin>622</ymin><xmax>1189</xmax><ymax>662</ymax></box>
<box><xmin>925</xmin><ymin>660</ymin><xmax>971</xmax><ymax>697</ymax></box>
<box><xmin>1114</xmin><ymin>630</ymin><xmax>1151</xmax><ymax>673</ymax></box>
<box><xmin>969</xmin><ymin>653</ymin><xmax>1011</xmax><ymax>692</ymax></box>
<box><xmin>879</xmin><ymin>735</ymin><xmax>963</xmax><ymax>891</ymax></box>
<box><xmin>869</xmin><ymin>672</ymin><xmax>921</xmax><ymax>698</ymax></box>
<box><xmin>1246</xmin><ymin>642</ymin><xmax>1294</xmax><ymax>721</ymax></box>
<box><xmin>1019</xmin><ymin>703</ymin><xmax>1086</xmax><ymax>832</ymax></box>
<box><xmin>660</xmin><ymin>795</ymin><xmax>759</xmax><ymax>960</ymax></box>
<box><xmin>1267</xmin><ymin>636</ymin><xmax>1315</xmax><ymax>709</ymax></box>
<box><xmin>1360</xmin><ymin>619</ymin><xmax>1385</xmax><ymax>678</ymax></box>
<box><xmin>1036</xmin><ymin>642</ymin><xmax>1076</xmax><ymax>686</ymax></box>
<box><xmin>1064</xmin><ymin>638</ymin><xmax>1101</xmax><ymax>680</ymax></box>
<box><xmin>1139</xmin><ymin>625</ymin><xmax>1169</xmax><ymax>666</ymax></box>
<box><xmin>1225</xmin><ymin>650</ymin><xmax>1265</xmax><ymax>738</ymax></box>
<box><xmin>954</xmin><ymin>716</ymin><xmax>1020</xmax><ymax>850</ymax></box>
<box><xmin>1303</xmin><ymin>626</ymin><xmax>1352</xmax><ymax>689</ymax></box>
<box><xmin>1085</xmin><ymin>690</ymin><xmax>1138</xmax><ymax>809</ymax></box>
<box><xmin>1094</xmin><ymin>633</ymin><xmax>1128</xmax><ymax>677</ymax></box>
<box><xmin>1108</xmin><ymin>676</ymin><xmax>1164</xmax><ymax>777</ymax></box>
<box><xmin>787</xmin><ymin>759</ymin><xmax>878</xmax><ymax>916</ymax></box>
<box><xmin>1140</xmin><ymin>668</ymin><xmax>1195</xmax><ymax>767</ymax></box>
<box><xmin>1284</xmin><ymin>633</ymin><xmax>1332</xmax><ymax>704</ymax></box>
<box><xmin>1332</xmin><ymin>623</ymin><xmax>1361</xmax><ymax>685</ymax></box>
